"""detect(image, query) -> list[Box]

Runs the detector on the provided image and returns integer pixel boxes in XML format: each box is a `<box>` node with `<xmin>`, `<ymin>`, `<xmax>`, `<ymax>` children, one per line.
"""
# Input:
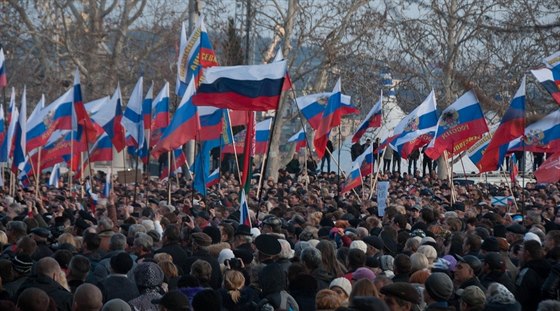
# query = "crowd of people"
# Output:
<box><xmin>0</xmin><ymin>161</ymin><xmax>559</xmax><ymax>311</ymax></box>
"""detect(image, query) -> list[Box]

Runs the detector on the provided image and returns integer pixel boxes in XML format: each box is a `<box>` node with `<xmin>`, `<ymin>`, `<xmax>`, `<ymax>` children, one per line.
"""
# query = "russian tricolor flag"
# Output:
<box><xmin>0</xmin><ymin>48</ymin><xmax>7</xmax><ymax>88</ymax></box>
<box><xmin>193</xmin><ymin>61</ymin><xmax>287</xmax><ymax>111</ymax></box>
<box><xmin>255</xmin><ymin>118</ymin><xmax>273</xmax><ymax>154</ymax></box>
<box><xmin>288</xmin><ymin>127</ymin><xmax>307</xmax><ymax>152</ymax></box>
<box><xmin>152</xmin><ymin>78</ymin><xmax>200</xmax><ymax>159</ymax></box>
<box><xmin>198</xmin><ymin>106</ymin><xmax>223</xmax><ymax>141</ymax></box>
<box><xmin>357</xmin><ymin>144</ymin><xmax>375</xmax><ymax>176</ymax></box>
<box><xmin>27</xmin><ymin>89</ymin><xmax>74</xmax><ymax>151</ymax></box>
<box><xmin>151</xmin><ymin>82</ymin><xmax>170</xmax><ymax>148</ymax></box>
<box><xmin>467</xmin><ymin>133</ymin><xmax>492</xmax><ymax>171</ymax></box>
<box><xmin>0</xmin><ymin>104</ymin><xmax>5</xmax><ymax>151</ymax></box>
<box><xmin>0</xmin><ymin>90</ymin><xmax>17</xmax><ymax>163</ymax></box>
<box><xmin>206</xmin><ymin>168</ymin><xmax>220</xmax><ymax>188</ymax></box>
<box><xmin>239</xmin><ymin>189</ymin><xmax>251</xmax><ymax>227</ymax></box>
<box><xmin>295</xmin><ymin>92</ymin><xmax>330</xmax><ymax>130</ymax></box>
<box><xmin>478</xmin><ymin>77</ymin><xmax>525</xmax><ymax>173</ymax></box>
<box><xmin>508</xmin><ymin>109</ymin><xmax>560</xmax><ymax>153</ymax></box>
<box><xmin>391</xmin><ymin>90</ymin><xmax>439</xmax><ymax>159</ymax></box>
<box><xmin>12</xmin><ymin>87</ymin><xmax>27</xmax><ymax>173</ymax></box>
<box><xmin>352</xmin><ymin>94</ymin><xmax>382</xmax><ymax>143</ymax></box>
<box><xmin>425</xmin><ymin>91</ymin><xmax>489</xmax><ymax>160</ymax></box>
<box><xmin>314</xmin><ymin>80</ymin><xmax>345</xmax><ymax>159</ymax></box>
<box><xmin>73</xmin><ymin>69</ymin><xmax>100</xmax><ymax>143</ymax></box>
<box><xmin>342</xmin><ymin>164</ymin><xmax>362</xmax><ymax>194</ymax></box>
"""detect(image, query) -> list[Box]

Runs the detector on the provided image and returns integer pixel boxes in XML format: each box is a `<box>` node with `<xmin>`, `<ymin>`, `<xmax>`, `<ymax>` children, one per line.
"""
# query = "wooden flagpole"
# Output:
<box><xmin>167</xmin><ymin>151</ymin><xmax>171</xmax><ymax>204</ymax></box>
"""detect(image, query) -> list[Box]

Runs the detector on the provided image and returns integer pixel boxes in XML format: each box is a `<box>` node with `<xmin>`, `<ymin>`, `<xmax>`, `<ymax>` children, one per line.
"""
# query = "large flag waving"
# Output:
<box><xmin>508</xmin><ymin>109</ymin><xmax>560</xmax><ymax>153</ymax></box>
<box><xmin>352</xmin><ymin>93</ymin><xmax>382</xmax><ymax>143</ymax></box>
<box><xmin>176</xmin><ymin>18</ymin><xmax>218</xmax><ymax>96</ymax></box>
<box><xmin>152</xmin><ymin>78</ymin><xmax>200</xmax><ymax>158</ymax></box>
<box><xmin>467</xmin><ymin>132</ymin><xmax>492</xmax><ymax>171</ymax></box>
<box><xmin>425</xmin><ymin>91</ymin><xmax>489</xmax><ymax>160</ymax></box>
<box><xmin>73</xmin><ymin>69</ymin><xmax>100</xmax><ymax>143</ymax></box>
<box><xmin>478</xmin><ymin>77</ymin><xmax>525</xmax><ymax>172</ymax></box>
<box><xmin>151</xmin><ymin>82</ymin><xmax>170</xmax><ymax>147</ymax></box>
<box><xmin>391</xmin><ymin>90</ymin><xmax>439</xmax><ymax>159</ymax></box>
<box><xmin>313</xmin><ymin>79</ymin><xmax>346</xmax><ymax>159</ymax></box>
<box><xmin>192</xmin><ymin>61</ymin><xmax>288</xmax><ymax>111</ymax></box>
<box><xmin>0</xmin><ymin>92</ymin><xmax>17</xmax><ymax>163</ymax></box>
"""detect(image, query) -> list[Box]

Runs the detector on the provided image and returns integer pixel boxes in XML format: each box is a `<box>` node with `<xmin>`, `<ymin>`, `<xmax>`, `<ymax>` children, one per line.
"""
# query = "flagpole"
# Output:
<box><xmin>69</xmin><ymin>131</ymin><xmax>74</xmax><ymax>191</ymax></box>
<box><xmin>133</xmin><ymin>152</ymin><xmax>139</xmax><ymax>203</ymax></box>
<box><xmin>370</xmin><ymin>146</ymin><xmax>387</xmax><ymax>200</ymax></box>
<box><xmin>172</xmin><ymin>150</ymin><xmax>180</xmax><ymax>186</ymax></box>
<box><xmin>167</xmin><ymin>151</ymin><xmax>171</xmax><ymax>204</ymax></box>
<box><xmin>444</xmin><ymin>150</ymin><xmax>456</xmax><ymax>204</ymax></box>
<box><xmin>337</xmin><ymin>126</ymin><xmax>342</xmax><ymax>198</ymax></box>
<box><xmin>35</xmin><ymin>147</ymin><xmax>42</xmax><ymax>198</ymax></box>
<box><xmin>256</xmin><ymin>154</ymin><xmax>267</xmax><ymax>199</ymax></box>
<box><xmin>122</xmin><ymin>151</ymin><xmax>128</xmax><ymax>184</ymax></box>
<box><xmin>291</xmin><ymin>89</ymin><xmax>316</xmax><ymax>170</ymax></box>
<box><xmin>304</xmin><ymin>145</ymin><xmax>308</xmax><ymax>190</ymax></box>
<box><xmin>501</xmin><ymin>167</ymin><xmax>519</xmax><ymax>212</ymax></box>
<box><xmin>226</xmin><ymin>111</ymin><xmax>243</xmax><ymax>185</ymax></box>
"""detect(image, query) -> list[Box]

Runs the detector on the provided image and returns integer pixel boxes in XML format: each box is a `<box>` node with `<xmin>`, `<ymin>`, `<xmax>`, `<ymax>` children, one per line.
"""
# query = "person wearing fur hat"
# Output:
<box><xmin>424</xmin><ymin>272</ymin><xmax>455</xmax><ymax>311</ymax></box>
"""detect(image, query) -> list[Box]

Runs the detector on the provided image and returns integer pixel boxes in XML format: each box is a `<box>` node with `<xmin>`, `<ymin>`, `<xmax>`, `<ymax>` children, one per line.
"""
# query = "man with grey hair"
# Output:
<box><xmin>2</xmin><ymin>220</ymin><xmax>27</xmax><ymax>257</ymax></box>
<box><xmin>132</xmin><ymin>232</ymin><xmax>154</xmax><ymax>262</ymax></box>
<box><xmin>300</xmin><ymin>247</ymin><xmax>333</xmax><ymax>290</ymax></box>
<box><xmin>16</xmin><ymin>257</ymin><xmax>73</xmax><ymax>311</ymax></box>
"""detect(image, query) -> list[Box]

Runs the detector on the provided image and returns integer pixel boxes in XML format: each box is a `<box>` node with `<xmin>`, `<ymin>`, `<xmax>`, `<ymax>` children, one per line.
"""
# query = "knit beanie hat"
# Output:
<box><xmin>425</xmin><ymin>272</ymin><xmax>453</xmax><ymax>301</ymax></box>
<box><xmin>12</xmin><ymin>254</ymin><xmax>33</xmax><ymax>274</ymax></box>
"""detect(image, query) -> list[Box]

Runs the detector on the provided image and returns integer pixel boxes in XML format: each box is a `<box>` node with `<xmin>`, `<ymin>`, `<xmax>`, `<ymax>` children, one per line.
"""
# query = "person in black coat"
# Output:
<box><xmin>320</xmin><ymin>140</ymin><xmax>334</xmax><ymax>173</ymax></box>
<box><xmin>99</xmin><ymin>253</ymin><xmax>140</xmax><ymax>303</ymax></box>
<box><xmin>154</xmin><ymin>225</ymin><xmax>190</xmax><ymax>273</ymax></box>
<box><xmin>16</xmin><ymin>257</ymin><xmax>73</xmax><ymax>311</ymax></box>
<box><xmin>183</xmin><ymin>233</ymin><xmax>223</xmax><ymax>290</ymax></box>
<box><xmin>515</xmin><ymin>240</ymin><xmax>552</xmax><ymax>311</ymax></box>
<box><xmin>479</xmin><ymin>252</ymin><xmax>516</xmax><ymax>296</ymax></box>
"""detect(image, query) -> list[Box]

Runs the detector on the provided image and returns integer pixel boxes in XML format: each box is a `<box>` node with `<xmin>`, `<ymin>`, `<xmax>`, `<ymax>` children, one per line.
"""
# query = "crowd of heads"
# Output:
<box><xmin>0</xmin><ymin>166</ymin><xmax>559</xmax><ymax>311</ymax></box>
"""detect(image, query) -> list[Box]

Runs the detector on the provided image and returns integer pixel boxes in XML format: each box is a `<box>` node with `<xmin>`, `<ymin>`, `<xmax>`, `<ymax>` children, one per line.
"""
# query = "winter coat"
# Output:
<box><xmin>515</xmin><ymin>258</ymin><xmax>551</xmax><ymax>311</ymax></box>
<box><xmin>16</xmin><ymin>275</ymin><xmax>73</xmax><ymax>311</ymax></box>
<box><xmin>542</xmin><ymin>262</ymin><xmax>560</xmax><ymax>300</ymax></box>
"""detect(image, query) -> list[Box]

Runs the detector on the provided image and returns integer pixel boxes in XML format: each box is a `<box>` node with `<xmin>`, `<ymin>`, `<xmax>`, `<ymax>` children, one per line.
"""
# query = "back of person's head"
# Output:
<box><xmin>17</xmin><ymin>236</ymin><xmax>37</xmax><ymax>256</ymax></box>
<box><xmin>192</xmin><ymin>289</ymin><xmax>221</xmax><ymax>311</ymax></box>
<box><xmin>52</xmin><ymin>249</ymin><xmax>73</xmax><ymax>270</ymax></box>
<box><xmin>410</xmin><ymin>253</ymin><xmax>429</xmax><ymax>273</ymax></box>
<box><xmin>36</xmin><ymin>257</ymin><xmax>61</xmax><ymax>280</ymax></box>
<box><xmin>102</xmin><ymin>298</ymin><xmax>131</xmax><ymax>311</ymax></box>
<box><xmin>537</xmin><ymin>300</ymin><xmax>560</xmax><ymax>311</ymax></box>
<box><xmin>17</xmin><ymin>287</ymin><xmax>50</xmax><ymax>311</ymax></box>
<box><xmin>316</xmin><ymin>289</ymin><xmax>343</xmax><ymax>310</ymax></box>
<box><xmin>7</xmin><ymin>220</ymin><xmax>27</xmax><ymax>239</ymax></box>
<box><xmin>110</xmin><ymin>252</ymin><xmax>133</xmax><ymax>274</ymax></box>
<box><xmin>347</xmin><ymin>248</ymin><xmax>366</xmax><ymax>270</ymax></box>
<box><xmin>464</xmin><ymin>234</ymin><xmax>482</xmax><ymax>252</ymax></box>
<box><xmin>73</xmin><ymin>283</ymin><xmax>103</xmax><ymax>311</ymax></box>
<box><xmin>190</xmin><ymin>259</ymin><xmax>212</xmax><ymax>284</ymax></box>
<box><xmin>68</xmin><ymin>255</ymin><xmax>91</xmax><ymax>281</ymax></box>
<box><xmin>349</xmin><ymin>279</ymin><xmax>378</xmax><ymax>302</ymax></box>
<box><xmin>164</xmin><ymin>225</ymin><xmax>180</xmax><ymax>242</ymax></box>
<box><xmin>158</xmin><ymin>260</ymin><xmax>179</xmax><ymax>279</ymax></box>
<box><xmin>83</xmin><ymin>231</ymin><xmax>101</xmax><ymax>251</ymax></box>
<box><xmin>301</xmin><ymin>247</ymin><xmax>322</xmax><ymax>270</ymax></box>
<box><xmin>223</xmin><ymin>269</ymin><xmax>245</xmax><ymax>303</ymax></box>
<box><xmin>133</xmin><ymin>233</ymin><xmax>153</xmax><ymax>252</ymax></box>
<box><xmin>393</xmin><ymin>254</ymin><xmax>411</xmax><ymax>275</ymax></box>
<box><xmin>524</xmin><ymin>240</ymin><xmax>544</xmax><ymax>260</ymax></box>
<box><xmin>109</xmin><ymin>233</ymin><xmax>127</xmax><ymax>251</ymax></box>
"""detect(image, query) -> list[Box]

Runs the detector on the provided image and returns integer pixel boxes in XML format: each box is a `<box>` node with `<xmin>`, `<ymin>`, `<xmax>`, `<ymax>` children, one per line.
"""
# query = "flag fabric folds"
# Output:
<box><xmin>0</xmin><ymin>48</ymin><xmax>7</xmax><ymax>88</ymax></box>
<box><xmin>239</xmin><ymin>189</ymin><xmax>251</xmax><ymax>227</ymax></box>
<box><xmin>255</xmin><ymin>118</ymin><xmax>273</xmax><ymax>155</ymax></box>
<box><xmin>352</xmin><ymin>94</ymin><xmax>382</xmax><ymax>143</ymax></box>
<box><xmin>507</xmin><ymin>109</ymin><xmax>560</xmax><ymax>153</ymax></box>
<box><xmin>151</xmin><ymin>82</ymin><xmax>170</xmax><ymax>148</ymax></box>
<box><xmin>288</xmin><ymin>127</ymin><xmax>307</xmax><ymax>152</ymax></box>
<box><xmin>161</xmin><ymin>148</ymin><xmax>187</xmax><ymax>180</ymax></box>
<box><xmin>478</xmin><ymin>77</ymin><xmax>526</xmax><ymax>173</ymax></box>
<box><xmin>509</xmin><ymin>154</ymin><xmax>518</xmax><ymax>183</ymax></box>
<box><xmin>467</xmin><ymin>133</ymin><xmax>492</xmax><ymax>171</ymax></box>
<box><xmin>342</xmin><ymin>165</ymin><xmax>362</xmax><ymax>194</ymax></box>
<box><xmin>206</xmin><ymin>168</ymin><xmax>220</xmax><ymax>188</ymax></box>
<box><xmin>425</xmin><ymin>91</ymin><xmax>489</xmax><ymax>160</ymax></box>
<box><xmin>12</xmin><ymin>87</ymin><xmax>27</xmax><ymax>173</ymax></box>
<box><xmin>295</xmin><ymin>92</ymin><xmax>331</xmax><ymax>130</ymax></box>
<box><xmin>391</xmin><ymin>90</ymin><xmax>439</xmax><ymax>159</ymax></box>
<box><xmin>0</xmin><ymin>90</ymin><xmax>17</xmax><ymax>162</ymax></box>
<box><xmin>192</xmin><ymin>61</ymin><xmax>287</xmax><ymax>111</ymax></box>
<box><xmin>122</xmin><ymin>77</ymin><xmax>144</xmax><ymax>150</ymax></box>
<box><xmin>176</xmin><ymin>18</ymin><xmax>218</xmax><ymax>96</ymax></box>
<box><xmin>152</xmin><ymin>78</ymin><xmax>200</xmax><ymax>159</ymax></box>
<box><xmin>48</xmin><ymin>164</ymin><xmax>61</xmax><ymax>188</ymax></box>
<box><xmin>0</xmin><ymin>105</ymin><xmax>5</xmax><ymax>152</ymax></box>
<box><xmin>198</xmin><ymin>106</ymin><xmax>223</xmax><ymax>141</ymax></box>
<box><xmin>534</xmin><ymin>153</ymin><xmax>560</xmax><ymax>184</ymax></box>
<box><xmin>73</xmin><ymin>69</ymin><xmax>100</xmax><ymax>143</ymax></box>
<box><xmin>313</xmin><ymin>80</ymin><xmax>344</xmax><ymax>159</ymax></box>
<box><xmin>531</xmin><ymin>51</ymin><xmax>560</xmax><ymax>106</ymax></box>
<box><xmin>27</xmin><ymin>89</ymin><xmax>74</xmax><ymax>151</ymax></box>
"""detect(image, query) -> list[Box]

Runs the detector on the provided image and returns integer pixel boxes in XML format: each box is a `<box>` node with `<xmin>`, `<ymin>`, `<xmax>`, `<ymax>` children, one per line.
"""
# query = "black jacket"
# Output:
<box><xmin>480</xmin><ymin>271</ymin><xmax>516</xmax><ymax>296</ymax></box>
<box><xmin>154</xmin><ymin>242</ymin><xmax>190</xmax><ymax>273</ymax></box>
<box><xmin>542</xmin><ymin>262</ymin><xmax>560</xmax><ymax>300</ymax></box>
<box><xmin>16</xmin><ymin>275</ymin><xmax>73</xmax><ymax>311</ymax></box>
<box><xmin>100</xmin><ymin>274</ymin><xmax>140</xmax><ymax>303</ymax></box>
<box><xmin>515</xmin><ymin>258</ymin><xmax>551</xmax><ymax>311</ymax></box>
<box><xmin>184</xmin><ymin>249</ymin><xmax>223</xmax><ymax>290</ymax></box>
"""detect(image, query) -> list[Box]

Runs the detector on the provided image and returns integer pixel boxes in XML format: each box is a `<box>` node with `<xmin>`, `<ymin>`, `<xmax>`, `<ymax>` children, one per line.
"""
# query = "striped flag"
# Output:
<box><xmin>288</xmin><ymin>127</ymin><xmax>307</xmax><ymax>152</ymax></box>
<box><xmin>49</xmin><ymin>164</ymin><xmax>61</xmax><ymax>188</ymax></box>
<box><xmin>239</xmin><ymin>189</ymin><xmax>251</xmax><ymax>227</ymax></box>
<box><xmin>12</xmin><ymin>87</ymin><xmax>26</xmax><ymax>173</ymax></box>
<box><xmin>352</xmin><ymin>93</ymin><xmax>382</xmax><ymax>143</ymax></box>
<box><xmin>206</xmin><ymin>168</ymin><xmax>220</xmax><ymax>188</ymax></box>
<box><xmin>0</xmin><ymin>48</ymin><xmax>7</xmax><ymax>88</ymax></box>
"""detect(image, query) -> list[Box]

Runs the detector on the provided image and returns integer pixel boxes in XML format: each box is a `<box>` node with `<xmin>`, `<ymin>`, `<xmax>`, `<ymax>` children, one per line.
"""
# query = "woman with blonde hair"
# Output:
<box><xmin>219</xmin><ymin>269</ymin><xmax>252</xmax><ymax>310</ymax></box>
<box><xmin>158</xmin><ymin>260</ymin><xmax>179</xmax><ymax>291</ymax></box>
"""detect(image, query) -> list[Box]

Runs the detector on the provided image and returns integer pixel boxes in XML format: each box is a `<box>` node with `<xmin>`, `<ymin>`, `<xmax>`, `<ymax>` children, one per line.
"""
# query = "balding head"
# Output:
<box><xmin>17</xmin><ymin>287</ymin><xmax>50</xmax><ymax>311</ymax></box>
<box><xmin>73</xmin><ymin>283</ymin><xmax>102</xmax><ymax>311</ymax></box>
<box><xmin>36</xmin><ymin>257</ymin><xmax>62</xmax><ymax>280</ymax></box>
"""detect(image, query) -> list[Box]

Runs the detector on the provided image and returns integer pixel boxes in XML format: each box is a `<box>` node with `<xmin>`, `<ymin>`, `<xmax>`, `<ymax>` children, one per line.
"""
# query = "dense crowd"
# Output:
<box><xmin>0</xmin><ymin>163</ymin><xmax>560</xmax><ymax>311</ymax></box>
